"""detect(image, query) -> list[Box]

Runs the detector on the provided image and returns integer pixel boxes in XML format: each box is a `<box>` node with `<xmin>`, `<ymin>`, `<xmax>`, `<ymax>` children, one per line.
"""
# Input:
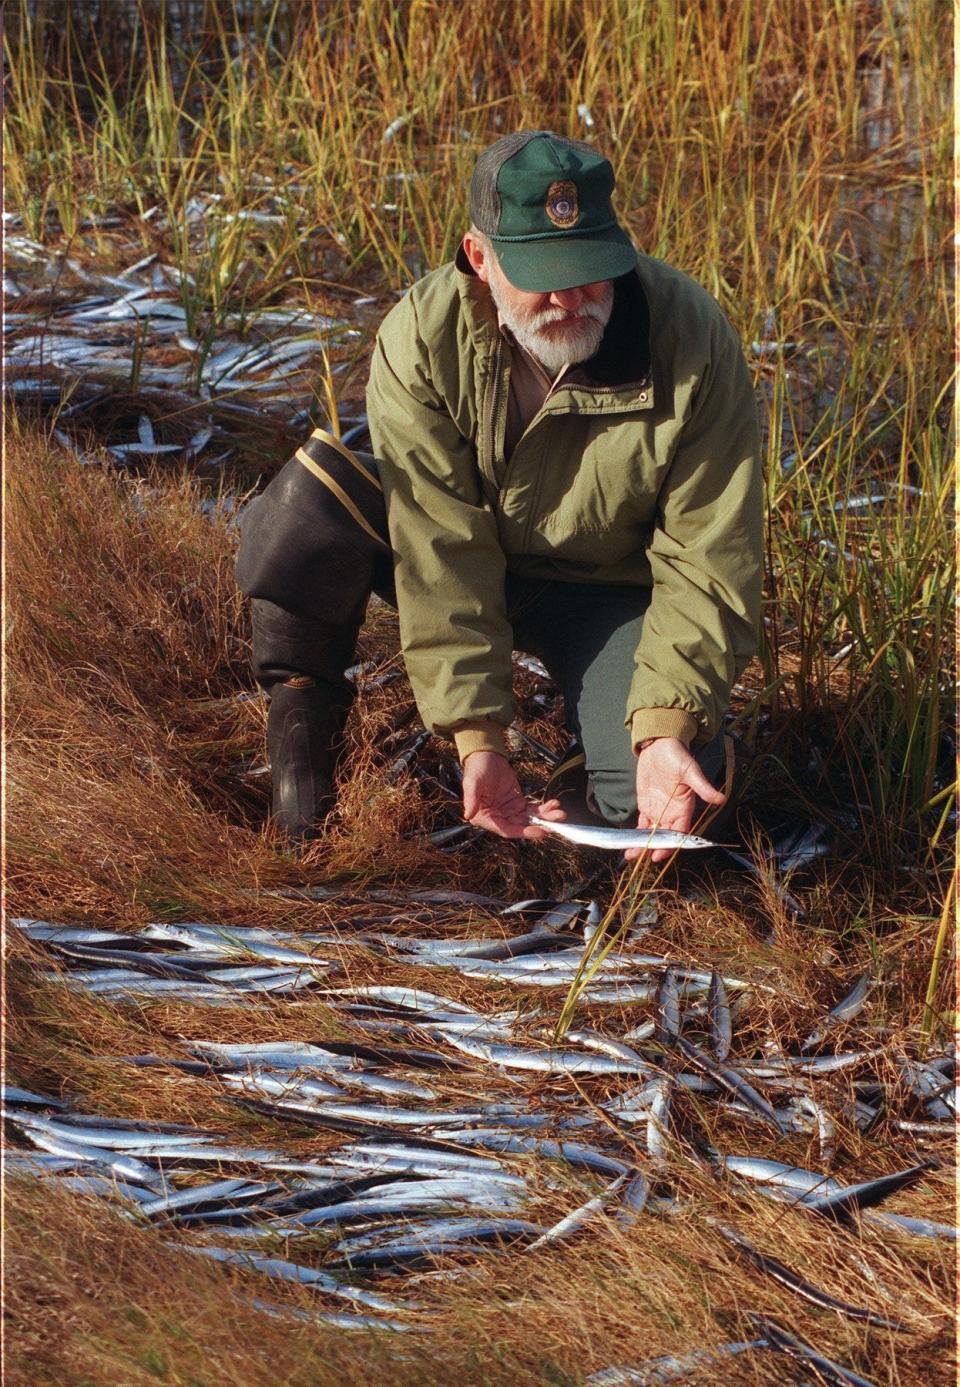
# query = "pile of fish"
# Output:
<box><xmin>4</xmin><ymin>207</ymin><xmax>374</xmax><ymax>466</ymax></box>
<box><xmin>7</xmin><ymin>897</ymin><xmax>955</xmax><ymax>1376</ymax></box>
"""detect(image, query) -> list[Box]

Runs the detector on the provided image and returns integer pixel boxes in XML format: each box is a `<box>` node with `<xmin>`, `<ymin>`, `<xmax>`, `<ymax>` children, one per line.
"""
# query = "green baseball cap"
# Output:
<box><xmin>469</xmin><ymin>130</ymin><xmax>637</xmax><ymax>292</ymax></box>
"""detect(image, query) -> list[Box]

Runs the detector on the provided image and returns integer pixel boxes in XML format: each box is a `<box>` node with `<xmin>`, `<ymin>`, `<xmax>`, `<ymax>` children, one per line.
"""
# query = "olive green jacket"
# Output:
<box><xmin>366</xmin><ymin>252</ymin><xmax>762</xmax><ymax>759</ymax></box>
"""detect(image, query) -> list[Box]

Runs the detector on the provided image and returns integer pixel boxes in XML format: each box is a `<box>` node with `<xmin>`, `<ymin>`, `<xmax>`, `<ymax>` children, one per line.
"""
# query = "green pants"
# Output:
<box><xmin>504</xmin><ymin>575</ymin><xmax>726</xmax><ymax>825</ymax></box>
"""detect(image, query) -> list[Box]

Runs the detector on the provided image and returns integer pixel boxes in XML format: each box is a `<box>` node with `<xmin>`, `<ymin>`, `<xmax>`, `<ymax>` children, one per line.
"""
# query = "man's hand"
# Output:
<box><xmin>461</xmin><ymin>751</ymin><xmax>554</xmax><ymax>840</ymax></box>
<box><xmin>628</xmin><ymin>737</ymin><xmax>725</xmax><ymax>863</ymax></box>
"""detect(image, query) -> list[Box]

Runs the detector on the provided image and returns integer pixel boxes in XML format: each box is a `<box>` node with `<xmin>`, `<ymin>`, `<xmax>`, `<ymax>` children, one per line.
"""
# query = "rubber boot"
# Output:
<box><xmin>266</xmin><ymin>676</ymin><xmax>354</xmax><ymax>841</ymax></box>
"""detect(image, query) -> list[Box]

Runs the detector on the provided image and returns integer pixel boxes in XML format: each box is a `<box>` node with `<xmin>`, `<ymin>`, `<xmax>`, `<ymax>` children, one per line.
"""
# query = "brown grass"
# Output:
<box><xmin>4</xmin><ymin>426</ymin><xmax>955</xmax><ymax>1383</ymax></box>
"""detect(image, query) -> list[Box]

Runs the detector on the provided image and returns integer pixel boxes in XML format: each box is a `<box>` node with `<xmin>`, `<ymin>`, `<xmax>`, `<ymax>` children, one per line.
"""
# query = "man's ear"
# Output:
<box><xmin>462</xmin><ymin>231</ymin><xmax>490</xmax><ymax>283</ymax></box>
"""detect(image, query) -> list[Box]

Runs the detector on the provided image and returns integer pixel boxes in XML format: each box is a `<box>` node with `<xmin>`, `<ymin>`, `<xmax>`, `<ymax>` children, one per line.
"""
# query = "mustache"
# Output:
<box><xmin>526</xmin><ymin>297</ymin><xmax>612</xmax><ymax>333</ymax></box>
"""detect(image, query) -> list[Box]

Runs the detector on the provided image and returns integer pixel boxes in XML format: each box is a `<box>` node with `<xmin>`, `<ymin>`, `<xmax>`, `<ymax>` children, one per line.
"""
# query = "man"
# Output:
<box><xmin>236</xmin><ymin>131</ymin><xmax>763</xmax><ymax>862</ymax></box>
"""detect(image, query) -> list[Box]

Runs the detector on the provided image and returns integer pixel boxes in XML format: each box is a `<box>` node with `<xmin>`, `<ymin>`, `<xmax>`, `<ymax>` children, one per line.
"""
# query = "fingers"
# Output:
<box><xmin>466</xmin><ymin>806</ymin><xmax>531</xmax><ymax>839</ymax></box>
<box><xmin>682</xmin><ymin>757</ymin><xmax>727</xmax><ymax>806</ymax></box>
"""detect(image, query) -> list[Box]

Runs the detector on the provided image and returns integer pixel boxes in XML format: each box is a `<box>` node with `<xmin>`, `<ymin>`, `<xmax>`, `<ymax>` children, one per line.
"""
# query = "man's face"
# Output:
<box><xmin>466</xmin><ymin>234</ymin><xmax>614</xmax><ymax>377</ymax></box>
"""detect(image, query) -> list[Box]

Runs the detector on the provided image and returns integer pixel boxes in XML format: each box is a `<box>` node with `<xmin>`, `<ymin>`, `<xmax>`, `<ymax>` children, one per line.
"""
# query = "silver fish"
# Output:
<box><xmin>273</xmin><ymin>1067</ymin><xmax>436</xmax><ymax>1103</ymax></box>
<box><xmin>327</xmin><ymin>1149</ymin><xmax>510</xmax><ymax>1179</ymax></box>
<box><xmin>43</xmin><ymin>1174</ymin><xmax>157</xmax><ymax>1204</ymax></box>
<box><xmin>674</xmin><ymin>1038</ymin><xmax>788</xmax><ymax>1132</ymax></box>
<box><xmin>337</xmin><ymin>1217</ymin><xmax>544</xmax><ymax>1265</ymax></box>
<box><xmin>438</xmin><ymin>1035</ymin><xmax>649</xmax><ymax>1075</ymax></box>
<box><xmin>141</xmin><ymin>922</ymin><xmax>327</xmax><ymax>966</ymax></box>
<box><xmin>718</xmin><ymin>1226</ymin><xmax>907</xmax><ymax>1329</ymax></box>
<box><xmin>721</xmin><ymin>1155</ymin><xmax>844</xmax><ymax>1198</ymax></box>
<box><xmin>1</xmin><ymin>1085</ymin><xmax>68</xmax><ymax>1108</ymax></box>
<box><xmin>251</xmin><ymin>1098</ymin><xmax>497</xmax><ymax>1129</ymax></box>
<box><xmin>803</xmin><ymin>1160</ymin><xmax>937</xmax><ymax>1222</ymax></box>
<box><xmin>320</xmin><ymin>986</ymin><xmax>479</xmax><ymax>1015</ymax></box>
<box><xmin>529</xmin><ymin>818</ymin><xmax>715</xmax><ymax>851</ymax></box>
<box><xmin>138</xmin><ymin>1178</ymin><xmax>274</xmax><ymax>1218</ymax></box>
<box><xmin>12</xmin><ymin>1115</ymin><xmax>221</xmax><ymax>1152</ymax></box>
<box><xmin>707</xmin><ymin>971</ymin><xmax>732</xmax><ymax>1060</ymax></box>
<box><xmin>748</xmin><ymin>1315</ymin><xmax>878</xmax><ymax>1387</ymax></box>
<box><xmin>646</xmin><ymin>1078</ymin><xmax>672</xmax><ymax>1159</ymax></box>
<box><xmin>801</xmin><ymin>973</ymin><xmax>873</xmax><ymax>1051</ymax></box>
<box><xmin>564</xmin><ymin>1030</ymin><xmax>656</xmax><ymax>1068</ymax></box>
<box><xmin>862</xmin><ymin>1211</ymin><xmax>957</xmax><ymax>1240</ymax></box>
<box><xmin>247</xmin><ymin>1295</ymin><xmax>410</xmax><ymax>1333</ymax></box>
<box><xmin>18</xmin><ymin>1130</ymin><xmax>166</xmax><ymax>1189</ymax></box>
<box><xmin>10</xmin><ymin>919</ymin><xmax>132</xmax><ymax>945</ymax></box>
<box><xmin>177</xmin><ymin>1245</ymin><xmax>411</xmax><ymax>1314</ymax></box>
<box><xmin>739</xmin><ymin>1050</ymin><xmax>882</xmax><ymax>1076</ymax></box>
<box><xmin>616</xmin><ymin>1171</ymin><xmax>649</xmax><ymax>1227</ymax></box>
<box><xmin>219</xmin><ymin>1072</ymin><xmax>343</xmax><ymax>1101</ymax></box>
<box><xmin>586</xmin><ymin>1341</ymin><xmax>765</xmax><ymax>1385</ymax></box>
<box><xmin>278</xmin><ymin>1182</ymin><xmax>524</xmax><ymax>1227</ymax></box>
<box><xmin>795</xmin><ymin>1092</ymin><xmax>836</xmax><ymax>1165</ymax></box>
<box><xmin>655</xmin><ymin>968</ymin><xmax>680</xmax><ymax>1044</ymax></box>
<box><xmin>402</xmin><ymin>1130</ymin><xmax>629</xmax><ymax>1177</ymax></box>
<box><xmin>900</xmin><ymin>1058</ymin><xmax>957</xmax><ymax>1120</ymax></box>
<box><xmin>335</xmin><ymin>1214</ymin><xmax>540</xmax><ymax>1256</ymax></box>
<box><xmin>187</xmin><ymin>1041</ymin><xmax>358</xmax><ymax>1070</ymax></box>
<box><xmin>450</xmin><ymin>929</ymin><xmax>568</xmax><ymax>962</ymax></box>
<box><xmin>581</xmin><ymin>982</ymin><xmax>697</xmax><ymax>1005</ymax></box>
<box><xmin>525</xmin><ymin>1174</ymin><xmax>628</xmax><ymax>1250</ymax></box>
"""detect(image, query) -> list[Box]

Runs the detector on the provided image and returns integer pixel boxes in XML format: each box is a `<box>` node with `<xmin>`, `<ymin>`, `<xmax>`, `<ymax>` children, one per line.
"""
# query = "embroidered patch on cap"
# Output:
<box><xmin>544</xmin><ymin>180</ymin><xmax>579</xmax><ymax>228</ymax></box>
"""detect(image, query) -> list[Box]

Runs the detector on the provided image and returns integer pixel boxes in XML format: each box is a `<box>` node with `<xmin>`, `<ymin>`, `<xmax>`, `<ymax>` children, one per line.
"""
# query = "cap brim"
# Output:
<box><xmin>492</xmin><ymin>227</ymin><xmax>637</xmax><ymax>293</ymax></box>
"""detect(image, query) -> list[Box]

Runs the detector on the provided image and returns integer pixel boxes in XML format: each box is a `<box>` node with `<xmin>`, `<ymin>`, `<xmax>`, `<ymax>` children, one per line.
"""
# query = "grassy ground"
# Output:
<box><xmin>3</xmin><ymin>2</ymin><xmax>956</xmax><ymax>1384</ymax></box>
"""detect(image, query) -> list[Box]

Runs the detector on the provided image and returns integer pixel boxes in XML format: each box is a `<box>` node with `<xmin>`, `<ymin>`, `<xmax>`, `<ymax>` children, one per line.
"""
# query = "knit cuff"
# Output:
<box><xmin>453</xmin><ymin>721</ymin><xmax>512</xmax><ymax>762</ymax></box>
<box><xmin>629</xmin><ymin>708</ymin><xmax>699</xmax><ymax>753</ymax></box>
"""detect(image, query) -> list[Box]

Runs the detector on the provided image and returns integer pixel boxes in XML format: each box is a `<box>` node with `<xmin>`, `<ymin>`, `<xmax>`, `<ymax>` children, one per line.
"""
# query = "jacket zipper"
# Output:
<box><xmin>478</xmin><ymin>337</ymin><xmax>504</xmax><ymax>507</ymax></box>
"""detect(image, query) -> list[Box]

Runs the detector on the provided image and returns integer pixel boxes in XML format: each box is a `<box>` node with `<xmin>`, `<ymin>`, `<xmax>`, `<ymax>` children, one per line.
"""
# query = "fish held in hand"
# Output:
<box><xmin>528</xmin><ymin>818</ymin><xmax>716</xmax><ymax>850</ymax></box>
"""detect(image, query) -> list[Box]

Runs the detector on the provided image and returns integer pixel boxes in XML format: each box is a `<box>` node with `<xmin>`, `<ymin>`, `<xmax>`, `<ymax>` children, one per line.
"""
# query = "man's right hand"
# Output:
<box><xmin>461</xmin><ymin>751</ymin><xmax>554</xmax><ymax>840</ymax></box>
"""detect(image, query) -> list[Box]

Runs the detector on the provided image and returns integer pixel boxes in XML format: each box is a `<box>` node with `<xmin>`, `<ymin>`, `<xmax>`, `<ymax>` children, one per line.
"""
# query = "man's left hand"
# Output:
<box><xmin>628</xmin><ymin>737</ymin><xmax>725</xmax><ymax>863</ymax></box>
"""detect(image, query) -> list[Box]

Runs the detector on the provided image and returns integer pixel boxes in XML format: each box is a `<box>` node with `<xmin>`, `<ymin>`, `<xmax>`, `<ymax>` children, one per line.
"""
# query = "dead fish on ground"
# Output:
<box><xmin>801</xmin><ymin>1160</ymin><xmax>939</xmax><ymax>1224</ymax></box>
<box><xmin>748</xmin><ymin>1314</ymin><xmax>878</xmax><ymax>1387</ymax></box>
<box><xmin>721</xmin><ymin>1155</ymin><xmax>844</xmax><ymax>1199</ymax></box>
<box><xmin>525</xmin><ymin>1173</ymin><xmax>629</xmax><ymax>1250</ymax></box>
<box><xmin>645</xmin><ymin>1078</ymin><xmax>672</xmax><ymax>1160</ymax></box>
<box><xmin>716</xmin><ymin>1225</ymin><xmax>908</xmax><ymax>1329</ymax></box>
<box><xmin>1</xmin><ymin>1084</ymin><xmax>68</xmax><ymax>1109</ymax></box>
<box><xmin>615</xmin><ymin>1171</ymin><xmax>650</xmax><ymax>1227</ymax></box>
<box><xmin>672</xmin><ymin>1038</ymin><xmax>789</xmax><ymax>1133</ymax></box>
<box><xmin>318</xmin><ymin>985</ymin><xmax>480</xmax><ymax>1016</ymax></box>
<box><xmin>138</xmin><ymin>1178</ymin><xmax>279</xmax><ymax>1219</ymax></box>
<box><xmin>861</xmin><ymin>1210</ymin><xmax>957</xmax><ymax>1241</ymax></box>
<box><xmin>801</xmin><ymin>972</ymin><xmax>874</xmax><ymax>1051</ymax></box>
<box><xmin>654</xmin><ymin>968</ymin><xmax>681</xmax><ymax>1044</ymax></box>
<box><xmin>706</xmin><ymin>971</ymin><xmax>732</xmax><ymax>1060</ymax></box>
<box><xmin>247</xmin><ymin>1295</ymin><xmax>411</xmax><ymax>1332</ymax></box>
<box><xmin>11</xmin><ymin>1128</ymin><xmax>167</xmax><ymax>1190</ymax></box>
<box><xmin>175</xmin><ymin>1244</ymin><xmax>412</xmax><ymax>1314</ymax></box>
<box><xmin>585</xmin><ymin>1340</ymin><xmax>767</xmax><ymax>1385</ymax></box>
<box><xmin>10</xmin><ymin>919</ymin><xmax>136</xmax><ymax>945</ymax></box>
<box><xmin>334</xmin><ymin>1216</ymin><xmax>545</xmax><ymax>1266</ymax></box>
<box><xmin>271</xmin><ymin>1180</ymin><xmax>526</xmax><ymax>1227</ymax></box>
<box><xmin>141</xmin><ymin>922</ymin><xmax>328</xmax><ymax>966</ymax></box>
<box><xmin>437</xmin><ymin>1034</ymin><xmax>653</xmax><ymax>1076</ymax></box>
<box><xmin>177</xmin><ymin>1246</ymin><xmax>410</xmax><ymax>1330</ymax></box>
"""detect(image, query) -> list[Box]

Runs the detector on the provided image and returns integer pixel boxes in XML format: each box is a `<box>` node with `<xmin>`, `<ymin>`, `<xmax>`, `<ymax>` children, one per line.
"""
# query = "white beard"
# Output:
<box><xmin>486</xmin><ymin>266</ymin><xmax>614</xmax><ymax>378</ymax></box>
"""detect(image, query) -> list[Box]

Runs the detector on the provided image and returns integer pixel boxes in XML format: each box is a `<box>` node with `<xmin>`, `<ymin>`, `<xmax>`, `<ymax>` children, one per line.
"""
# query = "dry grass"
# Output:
<box><xmin>3</xmin><ymin>425</ymin><xmax>955</xmax><ymax>1383</ymax></box>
